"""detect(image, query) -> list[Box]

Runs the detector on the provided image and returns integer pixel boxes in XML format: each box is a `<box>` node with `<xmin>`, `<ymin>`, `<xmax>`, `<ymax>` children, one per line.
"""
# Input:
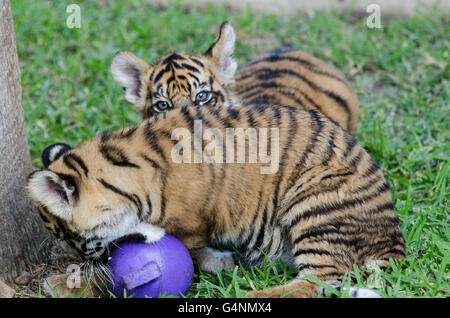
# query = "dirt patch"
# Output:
<box><xmin>13</xmin><ymin>239</ymin><xmax>82</xmax><ymax>298</ymax></box>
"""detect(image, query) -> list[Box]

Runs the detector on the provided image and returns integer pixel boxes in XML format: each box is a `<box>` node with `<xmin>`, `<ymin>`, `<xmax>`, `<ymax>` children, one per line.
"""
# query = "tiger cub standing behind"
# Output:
<box><xmin>111</xmin><ymin>22</ymin><xmax>359</xmax><ymax>134</ymax></box>
<box><xmin>28</xmin><ymin>104</ymin><xmax>405</xmax><ymax>298</ymax></box>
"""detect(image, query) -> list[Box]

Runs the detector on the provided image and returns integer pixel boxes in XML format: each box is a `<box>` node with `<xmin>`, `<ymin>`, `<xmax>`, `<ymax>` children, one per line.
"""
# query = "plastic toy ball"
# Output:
<box><xmin>108</xmin><ymin>235</ymin><xmax>194</xmax><ymax>298</ymax></box>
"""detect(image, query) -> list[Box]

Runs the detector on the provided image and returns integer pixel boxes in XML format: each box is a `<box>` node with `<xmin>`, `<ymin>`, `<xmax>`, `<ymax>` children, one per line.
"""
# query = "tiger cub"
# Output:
<box><xmin>111</xmin><ymin>22</ymin><xmax>359</xmax><ymax>134</ymax></box>
<box><xmin>28</xmin><ymin>104</ymin><xmax>405</xmax><ymax>298</ymax></box>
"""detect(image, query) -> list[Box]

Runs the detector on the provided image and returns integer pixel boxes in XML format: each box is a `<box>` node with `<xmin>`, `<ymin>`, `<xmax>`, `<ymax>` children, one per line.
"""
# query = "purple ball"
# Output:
<box><xmin>107</xmin><ymin>235</ymin><xmax>194</xmax><ymax>298</ymax></box>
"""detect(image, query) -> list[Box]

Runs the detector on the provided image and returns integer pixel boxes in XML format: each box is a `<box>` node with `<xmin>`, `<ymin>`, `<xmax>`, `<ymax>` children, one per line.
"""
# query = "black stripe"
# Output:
<box><xmin>285</xmin><ymin>109</ymin><xmax>323</xmax><ymax>193</ymax></box>
<box><xmin>227</xmin><ymin>107</ymin><xmax>240</xmax><ymax>120</ymax></box>
<box><xmin>294</xmin><ymin>227</ymin><xmax>342</xmax><ymax>245</ymax></box>
<box><xmin>180</xmin><ymin>105</ymin><xmax>195</xmax><ymax>132</ymax></box>
<box><xmin>190</xmin><ymin>58</ymin><xmax>204</xmax><ymax>68</ymax></box>
<box><xmin>253</xmin><ymin>103</ymin><xmax>271</xmax><ymax>115</ymax></box>
<box><xmin>132</xmin><ymin>194</ymin><xmax>144</xmax><ymax>220</ymax></box>
<box><xmin>237</xmin><ymin>188</ymin><xmax>264</xmax><ymax>254</ymax></box>
<box><xmin>162</xmin><ymin>53</ymin><xmax>185</xmax><ymax>64</ymax></box>
<box><xmin>241</xmin><ymin>55</ymin><xmax>347</xmax><ymax>84</ymax></box>
<box><xmin>214</xmin><ymin>90</ymin><xmax>224</xmax><ymax>104</ymax></box>
<box><xmin>250</xmin><ymin>206</ymin><xmax>268</xmax><ymax>251</ymax></box>
<box><xmin>120</xmin><ymin>126</ymin><xmax>138</xmax><ymax>139</ymax></box>
<box><xmin>290</xmin><ymin>178</ymin><xmax>349</xmax><ymax>210</ymax></box>
<box><xmin>208</xmin><ymin>107</ymin><xmax>233</xmax><ymax>128</ymax></box>
<box><xmin>100</xmin><ymin>144</ymin><xmax>140</xmax><ymax>168</ymax></box>
<box><xmin>240</xmin><ymin>89</ymin><xmax>267</xmax><ymax>102</ymax></box>
<box><xmin>344</xmin><ymin>134</ymin><xmax>358</xmax><ymax>158</ymax></box>
<box><xmin>144</xmin><ymin>124</ymin><xmax>168</xmax><ymax>162</ymax></box>
<box><xmin>294</xmin><ymin>248</ymin><xmax>335</xmax><ymax>257</ymax></box>
<box><xmin>297</xmin><ymin>263</ymin><xmax>338</xmax><ymax>272</ymax></box>
<box><xmin>188</xmin><ymin>72</ymin><xmax>200</xmax><ymax>85</ymax></box>
<box><xmin>349</xmin><ymin>176</ymin><xmax>384</xmax><ymax>194</ymax></box>
<box><xmin>97</xmin><ymin>178</ymin><xmax>141</xmax><ymax>212</ymax></box>
<box><xmin>245</xmin><ymin>94</ymin><xmax>279</xmax><ymax>107</ymax></box>
<box><xmin>292</xmin><ymin>207</ymin><xmax>397</xmax><ymax>247</ymax></box>
<box><xmin>321</xmin><ymin>126</ymin><xmax>337</xmax><ymax>165</ymax></box>
<box><xmin>67</xmin><ymin>153</ymin><xmax>89</xmax><ymax>177</ymax></box>
<box><xmin>358</xmin><ymin>237</ymin><xmax>406</xmax><ymax>259</ymax></box>
<box><xmin>63</xmin><ymin>154</ymin><xmax>82</xmax><ymax>177</ymax></box>
<box><xmin>272</xmin><ymin>109</ymin><xmax>297</xmax><ymax>212</ymax></box>
<box><xmin>239</xmin><ymin>68</ymin><xmax>351</xmax><ymax>128</ymax></box>
<box><xmin>153</xmin><ymin>65</ymin><xmax>170</xmax><ymax>83</ymax></box>
<box><xmin>166</xmin><ymin>76</ymin><xmax>175</xmax><ymax>86</ymax></box>
<box><xmin>288</xmin><ymin>183</ymin><xmax>392</xmax><ymax>229</ymax></box>
<box><xmin>297</xmin><ymin>109</ymin><xmax>323</xmax><ymax>172</ymax></box>
<box><xmin>38</xmin><ymin>207</ymin><xmax>51</xmax><ymax>224</ymax></box>
<box><xmin>320</xmin><ymin>171</ymin><xmax>353</xmax><ymax>181</ymax></box>
<box><xmin>378</xmin><ymin>248</ymin><xmax>406</xmax><ymax>258</ymax></box>
<box><xmin>181</xmin><ymin>63</ymin><xmax>200</xmax><ymax>73</ymax></box>
<box><xmin>348</xmin><ymin>148</ymin><xmax>364</xmax><ymax>168</ymax></box>
<box><xmin>363</xmin><ymin>159</ymin><xmax>380</xmax><ymax>177</ymax></box>
<box><xmin>245</xmin><ymin>108</ymin><xmax>256</xmax><ymax>128</ymax></box>
<box><xmin>241</xmin><ymin>82</ymin><xmax>319</xmax><ymax>111</ymax></box>
<box><xmin>145</xmin><ymin>195</ymin><xmax>153</xmax><ymax>221</ymax></box>
<box><xmin>315</xmin><ymin>271</ymin><xmax>343</xmax><ymax>278</ymax></box>
<box><xmin>141</xmin><ymin>154</ymin><xmax>161</xmax><ymax>169</ymax></box>
<box><xmin>142</xmin><ymin>124</ymin><xmax>169</xmax><ymax>225</ymax></box>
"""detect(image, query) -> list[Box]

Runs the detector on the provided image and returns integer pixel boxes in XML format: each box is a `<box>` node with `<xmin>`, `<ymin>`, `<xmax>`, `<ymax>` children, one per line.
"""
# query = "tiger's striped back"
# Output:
<box><xmin>236</xmin><ymin>48</ymin><xmax>359</xmax><ymax>134</ymax></box>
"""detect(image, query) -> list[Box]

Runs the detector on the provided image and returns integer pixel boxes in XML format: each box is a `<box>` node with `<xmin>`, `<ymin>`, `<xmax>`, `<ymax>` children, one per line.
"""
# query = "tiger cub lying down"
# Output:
<box><xmin>27</xmin><ymin>104</ymin><xmax>405</xmax><ymax>298</ymax></box>
<box><xmin>111</xmin><ymin>22</ymin><xmax>359</xmax><ymax>134</ymax></box>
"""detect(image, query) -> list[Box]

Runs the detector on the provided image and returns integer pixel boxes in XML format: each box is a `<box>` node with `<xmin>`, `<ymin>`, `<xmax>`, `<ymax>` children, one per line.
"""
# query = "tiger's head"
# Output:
<box><xmin>27</xmin><ymin>141</ymin><xmax>165</xmax><ymax>261</ymax></box>
<box><xmin>111</xmin><ymin>21</ymin><xmax>240</xmax><ymax>118</ymax></box>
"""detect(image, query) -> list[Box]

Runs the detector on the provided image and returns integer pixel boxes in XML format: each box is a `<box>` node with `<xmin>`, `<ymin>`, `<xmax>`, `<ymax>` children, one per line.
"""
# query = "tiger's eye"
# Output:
<box><xmin>153</xmin><ymin>101</ymin><xmax>170</xmax><ymax>113</ymax></box>
<box><xmin>195</xmin><ymin>91</ymin><xmax>212</xmax><ymax>105</ymax></box>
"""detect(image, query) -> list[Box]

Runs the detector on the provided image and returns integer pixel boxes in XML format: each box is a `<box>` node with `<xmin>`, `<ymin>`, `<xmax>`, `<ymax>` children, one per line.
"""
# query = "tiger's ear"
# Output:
<box><xmin>111</xmin><ymin>50</ymin><xmax>151</xmax><ymax>105</ymax></box>
<box><xmin>27</xmin><ymin>170</ymin><xmax>75</xmax><ymax>221</ymax></box>
<box><xmin>42</xmin><ymin>143</ymin><xmax>72</xmax><ymax>168</ymax></box>
<box><xmin>205</xmin><ymin>21</ymin><xmax>237</xmax><ymax>83</ymax></box>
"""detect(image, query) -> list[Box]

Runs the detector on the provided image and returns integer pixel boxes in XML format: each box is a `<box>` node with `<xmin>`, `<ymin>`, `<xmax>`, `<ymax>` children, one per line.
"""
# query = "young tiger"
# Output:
<box><xmin>111</xmin><ymin>22</ymin><xmax>359</xmax><ymax>134</ymax></box>
<box><xmin>27</xmin><ymin>104</ymin><xmax>405</xmax><ymax>298</ymax></box>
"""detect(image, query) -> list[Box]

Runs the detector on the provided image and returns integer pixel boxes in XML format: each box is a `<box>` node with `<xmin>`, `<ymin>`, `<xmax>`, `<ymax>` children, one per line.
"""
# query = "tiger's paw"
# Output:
<box><xmin>245</xmin><ymin>285</ymin><xmax>302</xmax><ymax>298</ymax></box>
<box><xmin>246</xmin><ymin>280</ymin><xmax>319</xmax><ymax>298</ymax></box>
<box><xmin>42</xmin><ymin>273</ymin><xmax>102</xmax><ymax>298</ymax></box>
<box><xmin>195</xmin><ymin>247</ymin><xmax>236</xmax><ymax>274</ymax></box>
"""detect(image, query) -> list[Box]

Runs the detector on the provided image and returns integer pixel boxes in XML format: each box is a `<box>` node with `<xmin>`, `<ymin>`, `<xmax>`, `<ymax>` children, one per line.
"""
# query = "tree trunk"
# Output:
<box><xmin>0</xmin><ymin>0</ymin><xmax>49</xmax><ymax>283</ymax></box>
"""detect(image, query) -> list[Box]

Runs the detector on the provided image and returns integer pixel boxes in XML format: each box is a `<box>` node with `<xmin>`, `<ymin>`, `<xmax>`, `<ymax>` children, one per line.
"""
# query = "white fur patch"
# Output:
<box><xmin>135</xmin><ymin>223</ymin><xmax>165</xmax><ymax>243</ymax></box>
<box><xmin>48</xmin><ymin>145</ymin><xmax>66</xmax><ymax>163</ymax></box>
<box><xmin>218</xmin><ymin>24</ymin><xmax>237</xmax><ymax>80</ymax></box>
<box><xmin>111</xmin><ymin>52</ymin><xmax>142</xmax><ymax>104</ymax></box>
<box><xmin>321</xmin><ymin>280</ymin><xmax>382</xmax><ymax>298</ymax></box>
<box><xmin>347</xmin><ymin>287</ymin><xmax>382</xmax><ymax>298</ymax></box>
<box><xmin>27</xmin><ymin>171</ymin><xmax>72</xmax><ymax>221</ymax></box>
<box><xmin>195</xmin><ymin>247</ymin><xmax>235</xmax><ymax>273</ymax></box>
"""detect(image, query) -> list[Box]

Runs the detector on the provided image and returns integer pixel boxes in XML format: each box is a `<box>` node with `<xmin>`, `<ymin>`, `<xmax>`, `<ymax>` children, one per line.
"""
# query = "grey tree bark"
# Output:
<box><xmin>0</xmin><ymin>0</ymin><xmax>49</xmax><ymax>283</ymax></box>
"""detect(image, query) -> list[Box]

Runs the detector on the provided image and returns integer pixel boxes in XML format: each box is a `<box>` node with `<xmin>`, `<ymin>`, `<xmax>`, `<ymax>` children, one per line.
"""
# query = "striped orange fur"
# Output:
<box><xmin>28</xmin><ymin>104</ymin><xmax>404</xmax><ymax>298</ymax></box>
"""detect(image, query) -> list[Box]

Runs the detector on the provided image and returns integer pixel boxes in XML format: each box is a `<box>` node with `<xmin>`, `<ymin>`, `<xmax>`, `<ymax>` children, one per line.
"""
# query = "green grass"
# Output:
<box><xmin>12</xmin><ymin>0</ymin><xmax>449</xmax><ymax>298</ymax></box>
